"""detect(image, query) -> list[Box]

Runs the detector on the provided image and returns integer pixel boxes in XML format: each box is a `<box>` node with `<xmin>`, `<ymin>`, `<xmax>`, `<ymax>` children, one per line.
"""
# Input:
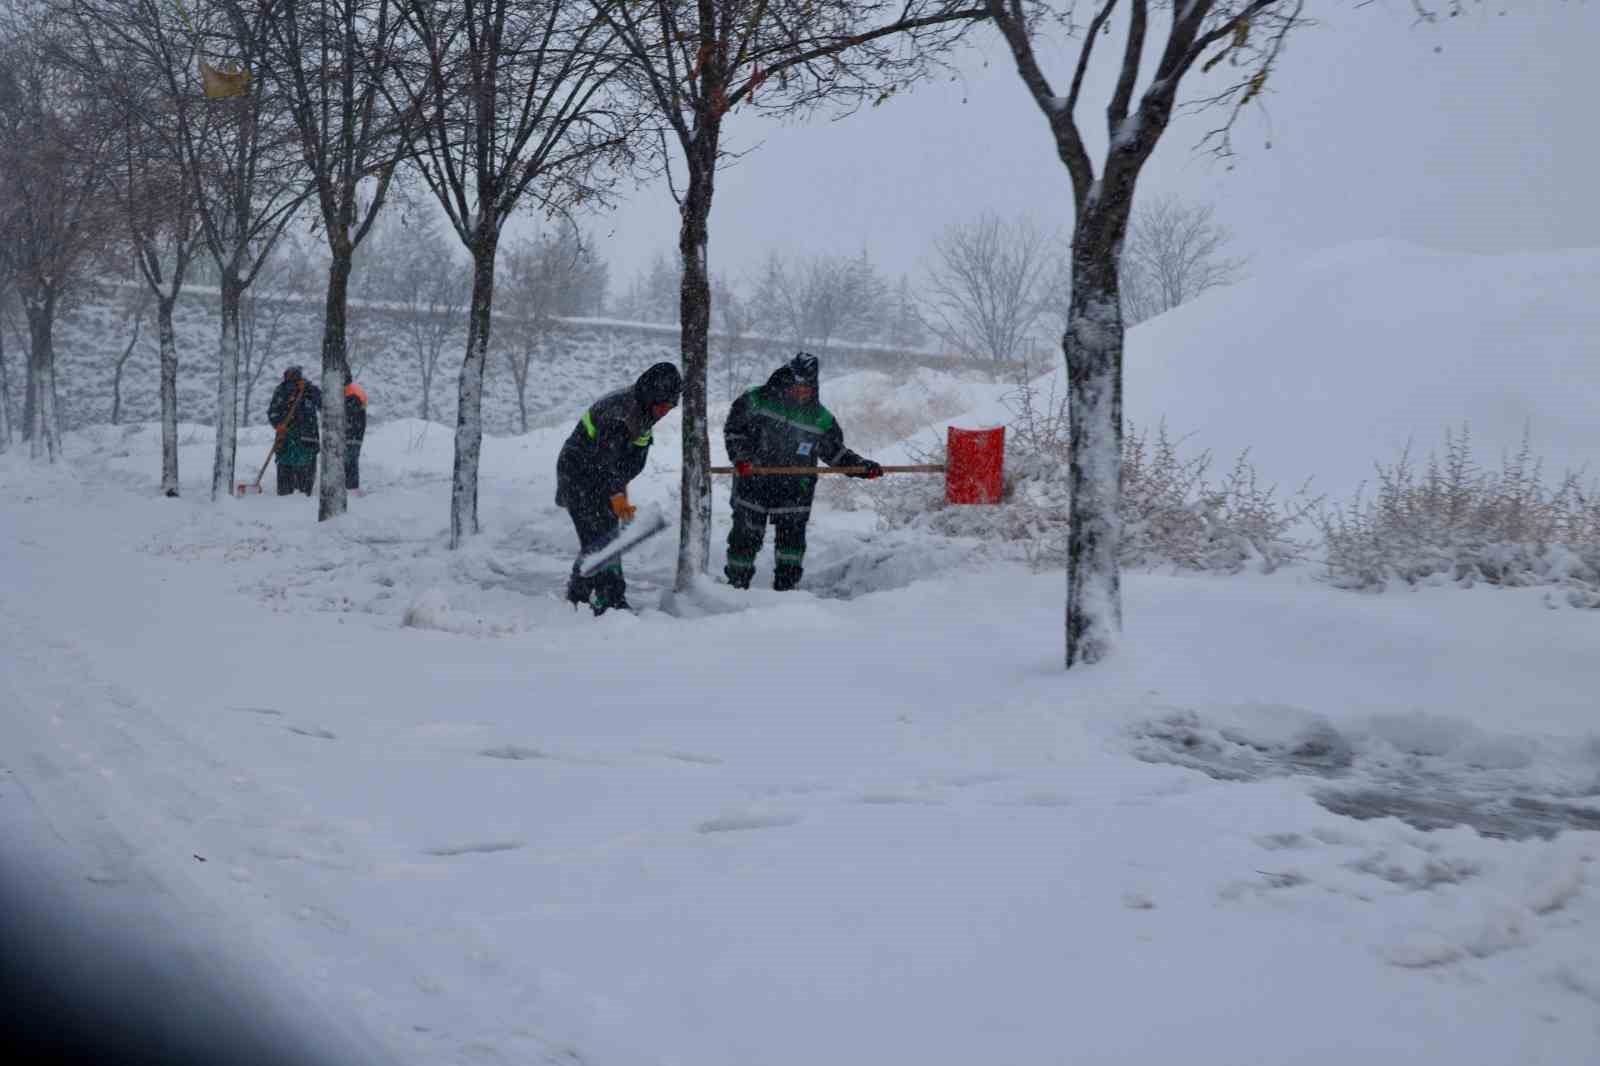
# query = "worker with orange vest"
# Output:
<box><xmin>343</xmin><ymin>368</ymin><xmax>368</xmax><ymax>494</ymax></box>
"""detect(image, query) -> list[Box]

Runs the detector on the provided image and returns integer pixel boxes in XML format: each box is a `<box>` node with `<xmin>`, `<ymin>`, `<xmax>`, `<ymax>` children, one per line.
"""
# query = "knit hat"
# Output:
<box><xmin>634</xmin><ymin>362</ymin><xmax>683</xmax><ymax>407</ymax></box>
<box><xmin>788</xmin><ymin>352</ymin><xmax>819</xmax><ymax>386</ymax></box>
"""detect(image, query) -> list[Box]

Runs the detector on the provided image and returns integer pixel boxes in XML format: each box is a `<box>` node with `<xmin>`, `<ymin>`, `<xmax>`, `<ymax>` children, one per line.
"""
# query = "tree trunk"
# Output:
<box><xmin>158</xmin><ymin>296</ymin><xmax>179</xmax><ymax>496</ymax></box>
<box><xmin>110</xmin><ymin>313</ymin><xmax>142</xmax><ymax>427</ymax></box>
<box><xmin>419</xmin><ymin>350</ymin><xmax>432</xmax><ymax>421</ymax></box>
<box><xmin>514</xmin><ymin>355</ymin><xmax>528</xmax><ymax>434</ymax></box>
<box><xmin>450</xmin><ymin>232</ymin><xmax>498</xmax><ymax>549</ymax></box>
<box><xmin>50</xmin><ymin>349</ymin><xmax>63</xmax><ymax>445</ymax></box>
<box><xmin>317</xmin><ymin>250</ymin><xmax>352</xmax><ymax>522</ymax></box>
<box><xmin>1062</xmin><ymin>212</ymin><xmax>1128</xmax><ymax>668</ymax></box>
<box><xmin>673</xmin><ymin>136</ymin><xmax>719</xmax><ymax>590</ymax></box>
<box><xmin>210</xmin><ymin>271</ymin><xmax>243</xmax><ymax>499</ymax></box>
<box><xmin>22</xmin><ymin>331</ymin><xmax>35</xmax><ymax>445</ymax></box>
<box><xmin>0</xmin><ymin>321</ymin><xmax>11</xmax><ymax>450</ymax></box>
<box><xmin>111</xmin><ymin>360</ymin><xmax>125</xmax><ymax>425</ymax></box>
<box><xmin>25</xmin><ymin>296</ymin><xmax>60</xmax><ymax>462</ymax></box>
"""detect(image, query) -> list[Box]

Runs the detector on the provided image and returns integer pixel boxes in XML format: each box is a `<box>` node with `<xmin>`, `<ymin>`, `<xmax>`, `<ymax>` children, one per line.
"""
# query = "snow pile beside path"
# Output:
<box><xmin>810</xmin><ymin>366</ymin><xmax>1011</xmax><ymax>455</ymax></box>
<box><xmin>1130</xmin><ymin>702</ymin><xmax>1600</xmax><ymax>802</ymax></box>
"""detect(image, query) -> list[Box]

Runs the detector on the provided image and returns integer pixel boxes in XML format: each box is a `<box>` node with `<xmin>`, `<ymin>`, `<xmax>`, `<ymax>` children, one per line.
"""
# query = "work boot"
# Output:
<box><xmin>591</xmin><ymin>593</ymin><xmax>631</xmax><ymax>617</ymax></box>
<box><xmin>724</xmin><ymin>565</ymin><xmax>752</xmax><ymax>590</ymax></box>
<box><xmin>773</xmin><ymin>564</ymin><xmax>802</xmax><ymax>592</ymax></box>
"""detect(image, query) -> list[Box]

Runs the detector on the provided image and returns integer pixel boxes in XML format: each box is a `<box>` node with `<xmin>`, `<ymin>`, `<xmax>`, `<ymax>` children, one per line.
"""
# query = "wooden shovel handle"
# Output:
<box><xmin>709</xmin><ymin>464</ymin><xmax>945</xmax><ymax>476</ymax></box>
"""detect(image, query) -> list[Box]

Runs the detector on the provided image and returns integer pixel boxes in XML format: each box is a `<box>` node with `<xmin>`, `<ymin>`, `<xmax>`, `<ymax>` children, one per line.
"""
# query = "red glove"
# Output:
<box><xmin>609</xmin><ymin>493</ymin><xmax>637</xmax><ymax>522</ymax></box>
<box><xmin>734</xmin><ymin>460</ymin><xmax>754</xmax><ymax>478</ymax></box>
<box><xmin>861</xmin><ymin>460</ymin><xmax>884</xmax><ymax>480</ymax></box>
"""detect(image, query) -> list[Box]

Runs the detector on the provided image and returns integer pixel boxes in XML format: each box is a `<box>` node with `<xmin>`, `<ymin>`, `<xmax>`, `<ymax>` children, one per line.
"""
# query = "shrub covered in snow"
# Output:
<box><xmin>1316</xmin><ymin>425</ymin><xmax>1600</xmax><ymax>603</ymax></box>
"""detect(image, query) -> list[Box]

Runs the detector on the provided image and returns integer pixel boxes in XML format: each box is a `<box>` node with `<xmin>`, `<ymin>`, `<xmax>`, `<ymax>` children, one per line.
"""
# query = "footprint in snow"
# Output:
<box><xmin>293</xmin><ymin>904</ymin><xmax>351</xmax><ymax>931</ymax></box>
<box><xmin>639</xmin><ymin>748</ymin><xmax>725</xmax><ymax>766</ymax></box>
<box><xmin>856</xmin><ymin>792</ymin><xmax>945</xmax><ymax>806</ymax></box>
<box><xmin>696</xmin><ymin>813</ymin><xmax>801</xmax><ymax>834</ymax></box>
<box><xmin>937</xmin><ymin>771</ymin><xmax>1016</xmax><ymax>789</ymax></box>
<box><xmin>423</xmin><ymin>841</ymin><xmax>524</xmax><ymax>857</ymax></box>
<box><xmin>232</xmin><ymin>706</ymin><xmax>284</xmax><ymax>717</ymax></box>
<box><xmin>286</xmin><ymin>725</ymin><xmax>337</xmax><ymax>740</ymax></box>
<box><xmin>1008</xmin><ymin>793</ymin><xmax>1075</xmax><ymax>809</ymax></box>
<box><xmin>479</xmin><ymin>744</ymin><xmax>550</xmax><ymax>761</ymax></box>
<box><xmin>479</xmin><ymin>744</ymin><xmax>611</xmax><ymax>765</ymax></box>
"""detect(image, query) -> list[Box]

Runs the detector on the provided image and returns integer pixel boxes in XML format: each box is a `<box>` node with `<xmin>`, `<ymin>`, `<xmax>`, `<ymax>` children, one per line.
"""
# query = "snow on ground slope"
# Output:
<box><xmin>2</xmin><ymin>393</ymin><xmax>1597</xmax><ymax>1065</ymax></box>
<box><xmin>944</xmin><ymin>241</ymin><xmax>1600</xmax><ymax>504</ymax></box>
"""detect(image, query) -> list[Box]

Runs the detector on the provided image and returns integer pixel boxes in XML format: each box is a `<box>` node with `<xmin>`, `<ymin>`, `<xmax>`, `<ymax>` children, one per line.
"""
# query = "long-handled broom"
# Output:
<box><xmin>235</xmin><ymin>428</ymin><xmax>283</xmax><ymax>496</ymax></box>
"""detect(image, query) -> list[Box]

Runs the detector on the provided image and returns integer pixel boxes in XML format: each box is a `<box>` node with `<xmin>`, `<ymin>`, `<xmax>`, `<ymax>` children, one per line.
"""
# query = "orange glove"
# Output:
<box><xmin>609</xmin><ymin>493</ymin><xmax>637</xmax><ymax>522</ymax></box>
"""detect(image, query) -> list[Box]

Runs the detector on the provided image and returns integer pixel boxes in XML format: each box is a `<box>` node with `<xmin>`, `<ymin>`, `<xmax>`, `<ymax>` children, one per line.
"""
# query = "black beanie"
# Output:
<box><xmin>635</xmin><ymin>362</ymin><xmax>683</xmax><ymax>406</ymax></box>
<box><xmin>788</xmin><ymin>352</ymin><xmax>819</xmax><ymax>385</ymax></box>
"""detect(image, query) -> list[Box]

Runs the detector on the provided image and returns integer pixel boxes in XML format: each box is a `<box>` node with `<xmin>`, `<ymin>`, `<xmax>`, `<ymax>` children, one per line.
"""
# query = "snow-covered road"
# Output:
<box><xmin>3</xmin><ymin>423</ymin><xmax>1598</xmax><ymax>1066</ymax></box>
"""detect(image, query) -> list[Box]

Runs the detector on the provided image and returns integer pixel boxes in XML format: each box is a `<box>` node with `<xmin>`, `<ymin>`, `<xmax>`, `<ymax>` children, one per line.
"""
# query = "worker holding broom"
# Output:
<box><xmin>266</xmin><ymin>366</ymin><xmax>322</xmax><ymax>497</ymax></box>
<box><xmin>723</xmin><ymin>352</ymin><xmax>882</xmax><ymax>592</ymax></box>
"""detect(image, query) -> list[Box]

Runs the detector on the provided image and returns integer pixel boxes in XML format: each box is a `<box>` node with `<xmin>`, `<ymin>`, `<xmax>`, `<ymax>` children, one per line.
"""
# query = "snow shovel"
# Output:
<box><xmin>235</xmin><ymin>430</ymin><xmax>282</xmax><ymax>496</ymax></box>
<box><xmin>577</xmin><ymin>503</ymin><xmax>670</xmax><ymax>578</ymax></box>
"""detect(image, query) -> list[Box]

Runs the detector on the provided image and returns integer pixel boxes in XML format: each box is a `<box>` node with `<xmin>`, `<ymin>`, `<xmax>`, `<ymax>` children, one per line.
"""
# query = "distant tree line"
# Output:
<box><xmin>610</xmin><ymin>196</ymin><xmax>1244</xmax><ymax>362</ymax></box>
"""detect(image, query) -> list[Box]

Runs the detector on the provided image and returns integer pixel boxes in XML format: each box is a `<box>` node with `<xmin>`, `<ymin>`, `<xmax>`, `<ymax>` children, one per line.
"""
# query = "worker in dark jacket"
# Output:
<box><xmin>723</xmin><ymin>352</ymin><xmax>881</xmax><ymax>591</ymax></box>
<box><xmin>343</xmin><ymin>368</ymin><xmax>368</xmax><ymax>494</ymax></box>
<box><xmin>266</xmin><ymin>365</ymin><xmax>322</xmax><ymax>496</ymax></box>
<box><xmin>555</xmin><ymin>362</ymin><xmax>683</xmax><ymax>614</ymax></box>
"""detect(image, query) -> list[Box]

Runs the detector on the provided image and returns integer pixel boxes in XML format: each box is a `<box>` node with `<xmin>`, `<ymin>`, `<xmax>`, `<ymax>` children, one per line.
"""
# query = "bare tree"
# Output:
<box><xmin>391</xmin><ymin>0</ymin><xmax>639</xmax><ymax>548</ymax></box>
<box><xmin>498</xmin><ymin>226</ymin><xmax>601</xmax><ymax>433</ymax></box>
<box><xmin>0</xmin><ymin>242</ymin><xmax>20</xmax><ymax>451</ymax></box>
<box><xmin>713</xmin><ymin>273</ymin><xmax>753</xmax><ymax>402</ymax></box>
<box><xmin>599</xmin><ymin>0</ymin><xmax>988</xmax><ymax>590</ymax></box>
<box><xmin>48</xmin><ymin>0</ymin><xmax>198</xmax><ymax>488</ymax></box>
<box><xmin>109</xmin><ymin>287</ymin><xmax>150</xmax><ymax>425</ymax></box>
<box><xmin>752</xmin><ymin>248</ymin><xmax>886</xmax><ymax>354</ymax></box>
<box><xmin>923</xmin><ymin>213</ymin><xmax>1053</xmax><ymax>363</ymax></box>
<box><xmin>615</xmin><ymin>250</ymin><xmax>680</xmax><ymax>324</ymax></box>
<box><xmin>1039</xmin><ymin>196</ymin><xmax>1245</xmax><ymax>337</ymax></box>
<box><xmin>64</xmin><ymin>0</ymin><xmax>314</xmax><ymax>497</ymax></box>
<box><xmin>0</xmin><ymin>280</ymin><xmax>17</xmax><ymax>450</ymax></box>
<box><xmin>0</xmin><ymin>7</ymin><xmax>120</xmax><ymax>462</ymax></box>
<box><xmin>882</xmin><ymin>275</ymin><xmax>928</xmax><ymax>351</ymax></box>
<box><xmin>987</xmin><ymin>0</ymin><xmax>1304</xmax><ymax>666</ymax></box>
<box><xmin>229</xmin><ymin>0</ymin><xmax>424</xmax><ymax>521</ymax></box>
<box><xmin>105</xmin><ymin>74</ymin><xmax>200</xmax><ymax>494</ymax></box>
<box><xmin>239</xmin><ymin>237</ymin><xmax>316</xmax><ymax>420</ymax></box>
<box><xmin>1120</xmin><ymin>195</ymin><xmax>1244</xmax><ymax>325</ymax></box>
<box><xmin>359</xmin><ymin>214</ymin><xmax>466</xmax><ymax>423</ymax></box>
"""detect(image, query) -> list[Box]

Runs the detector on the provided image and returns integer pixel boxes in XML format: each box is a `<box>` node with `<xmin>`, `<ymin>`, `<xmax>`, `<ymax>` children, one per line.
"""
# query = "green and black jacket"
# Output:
<box><xmin>723</xmin><ymin>364</ymin><xmax>868</xmax><ymax>515</ymax></box>
<box><xmin>266</xmin><ymin>378</ymin><xmax>322</xmax><ymax>467</ymax></box>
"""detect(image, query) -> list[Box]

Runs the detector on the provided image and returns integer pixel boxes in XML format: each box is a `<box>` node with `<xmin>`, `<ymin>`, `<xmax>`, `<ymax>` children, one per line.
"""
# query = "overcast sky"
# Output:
<box><xmin>569</xmin><ymin>1</ymin><xmax>1600</xmax><ymax>294</ymax></box>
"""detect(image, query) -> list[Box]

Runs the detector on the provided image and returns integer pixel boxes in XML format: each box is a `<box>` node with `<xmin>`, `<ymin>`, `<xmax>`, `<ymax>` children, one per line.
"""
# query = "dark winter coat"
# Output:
<box><xmin>267</xmin><ymin>378</ymin><xmax>323</xmax><ymax>467</ymax></box>
<box><xmin>555</xmin><ymin>370</ymin><xmax>676</xmax><ymax>508</ymax></box>
<box><xmin>723</xmin><ymin>364</ymin><xmax>869</xmax><ymax>514</ymax></box>
<box><xmin>344</xmin><ymin>383</ymin><xmax>368</xmax><ymax>445</ymax></box>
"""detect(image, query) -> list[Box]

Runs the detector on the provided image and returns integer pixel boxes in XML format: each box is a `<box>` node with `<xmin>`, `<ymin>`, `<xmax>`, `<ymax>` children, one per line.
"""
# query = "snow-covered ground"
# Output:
<box><xmin>3</xmin><ymin>242</ymin><xmax>1598</xmax><ymax>1065</ymax></box>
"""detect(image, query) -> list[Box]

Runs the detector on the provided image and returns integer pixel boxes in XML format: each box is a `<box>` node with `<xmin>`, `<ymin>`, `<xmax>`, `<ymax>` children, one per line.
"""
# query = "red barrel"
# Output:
<box><xmin>946</xmin><ymin>426</ymin><xmax>1005</xmax><ymax>505</ymax></box>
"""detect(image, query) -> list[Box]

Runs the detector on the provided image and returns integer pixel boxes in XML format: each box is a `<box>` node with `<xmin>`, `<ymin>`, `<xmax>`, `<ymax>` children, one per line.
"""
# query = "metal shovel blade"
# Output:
<box><xmin>577</xmin><ymin>504</ymin><xmax>669</xmax><ymax>577</ymax></box>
